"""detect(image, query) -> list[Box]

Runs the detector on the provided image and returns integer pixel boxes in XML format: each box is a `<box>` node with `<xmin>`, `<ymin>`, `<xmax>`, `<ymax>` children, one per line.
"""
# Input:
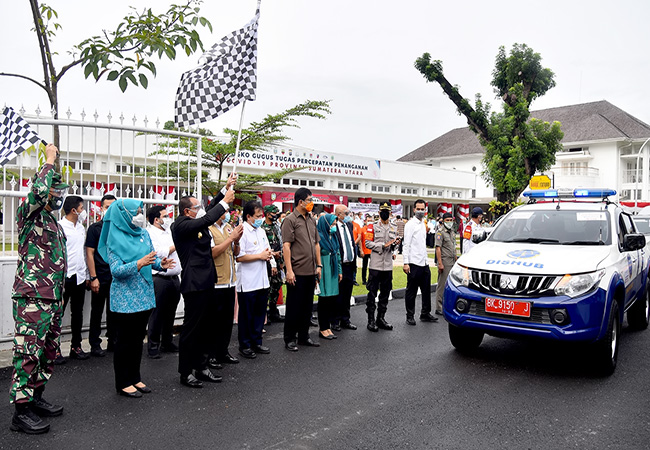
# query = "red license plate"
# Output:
<box><xmin>484</xmin><ymin>297</ymin><xmax>531</xmax><ymax>318</ymax></box>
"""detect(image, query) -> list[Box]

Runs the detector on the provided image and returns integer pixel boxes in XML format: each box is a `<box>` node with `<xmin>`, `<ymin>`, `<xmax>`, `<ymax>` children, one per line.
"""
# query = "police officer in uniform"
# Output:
<box><xmin>435</xmin><ymin>212</ymin><xmax>458</xmax><ymax>315</ymax></box>
<box><xmin>365</xmin><ymin>202</ymin><xmax>400</xmax><ymax>332</ymax></box>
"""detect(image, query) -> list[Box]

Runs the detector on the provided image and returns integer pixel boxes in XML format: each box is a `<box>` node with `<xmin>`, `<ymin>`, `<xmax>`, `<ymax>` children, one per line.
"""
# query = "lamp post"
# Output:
<box><xmin>634</xmin><ymin>137</ymin><xmax>650</xmax><ymax>210</ymax></box>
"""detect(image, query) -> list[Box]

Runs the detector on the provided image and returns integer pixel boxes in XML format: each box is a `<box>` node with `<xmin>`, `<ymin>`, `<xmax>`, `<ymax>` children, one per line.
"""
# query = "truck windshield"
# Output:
<box><xmin>490</xmin><ymin>209</ymin><xmax>611</xmax><ymax>245</ymax></box>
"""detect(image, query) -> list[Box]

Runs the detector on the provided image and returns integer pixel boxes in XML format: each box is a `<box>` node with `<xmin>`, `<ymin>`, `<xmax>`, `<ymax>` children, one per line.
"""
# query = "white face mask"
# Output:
<box><xmin>161</xmin><ymin>217</ymin><xmax>173</xmax><ymax>230</ymax></box>
<box><xmin>76</xmin><ymin>209</ymin><xmax>87</xmax><ymax>223</ymax></box>
<box><xmin>131</xmin><ymin>213</ymin><xmax>146</xmax><ymax>228</ymax></box>
<box><xmin>444</xmin><ymin>221</ymin><xmax>454</xmax><ymax>230</ymax></box>
<box><xmin>194</xmin><ymin>208</ymin><xmax>206</xmax><ymax>219</ymax></box>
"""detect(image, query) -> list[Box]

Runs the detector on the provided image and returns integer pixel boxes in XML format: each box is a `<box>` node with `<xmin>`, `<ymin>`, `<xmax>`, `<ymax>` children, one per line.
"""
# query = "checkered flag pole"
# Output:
<box><xmin>0</xmin><ymin>106</ymin><xmax>45</xmax><ymax>167</ymax></box>
<box><xmin>174</xmin><ymin>2</ymin><xmax>260</xmax><ymax>129</ymax></box>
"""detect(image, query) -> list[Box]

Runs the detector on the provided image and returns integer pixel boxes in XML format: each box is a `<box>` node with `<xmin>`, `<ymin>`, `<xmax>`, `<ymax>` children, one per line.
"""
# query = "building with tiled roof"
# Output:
<box><xmin>399</xmin><ymin>101</ymin><xmax>650</xmax><ymax>206</ymax></box>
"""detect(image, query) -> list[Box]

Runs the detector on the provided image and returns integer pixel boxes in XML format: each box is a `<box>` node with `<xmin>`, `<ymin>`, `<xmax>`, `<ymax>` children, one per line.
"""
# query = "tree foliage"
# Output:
<box><xmin>149</xmin><ymin>100</ymin><xmax>332</xmax><ymax>199</ymax></box>
<box><xmin>1</xmin><ymin>0</ymin><xmax>212</xmax><ymax>148</ymax></box>
<box><xmin>415</xmin><ymin>43</ymin><xmax>564</xmax><ymax>204</ymax></box>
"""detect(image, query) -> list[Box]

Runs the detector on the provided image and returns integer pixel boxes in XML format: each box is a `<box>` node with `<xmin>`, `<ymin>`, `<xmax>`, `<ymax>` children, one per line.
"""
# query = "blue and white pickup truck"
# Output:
<box><xmin>444</xmin><ymin>188</ymin><xmax>649</xmax><ymax>374</ymax></box>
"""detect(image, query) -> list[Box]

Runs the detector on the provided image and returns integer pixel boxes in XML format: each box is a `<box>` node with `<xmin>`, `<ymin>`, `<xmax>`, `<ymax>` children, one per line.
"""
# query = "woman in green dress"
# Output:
<box><xmin>316</xmin><ymin>214</ymin><xmax>342</xmax><ymax>340</ymax></box>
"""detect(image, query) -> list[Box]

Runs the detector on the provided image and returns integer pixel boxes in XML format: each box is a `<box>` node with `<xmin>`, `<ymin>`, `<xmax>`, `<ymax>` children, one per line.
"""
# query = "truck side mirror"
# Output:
<box><xmin>624</xmin><ymin>233</ymin><xmax>646</xmax><ymax>251</ymax></box>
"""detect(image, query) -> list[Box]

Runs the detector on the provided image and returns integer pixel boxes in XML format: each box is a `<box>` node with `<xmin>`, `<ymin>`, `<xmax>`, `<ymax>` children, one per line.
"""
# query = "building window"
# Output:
<box><xmin>451</xmin><ymin>191</ymin><xmax>462</xmax><ymax>198</ymax></box>
<box><xmin>372</xmin><ymin>184</ymin><xmax>390</xmax><ymax>193</ymax></box>
<box><xmin>282</xmin><ymin>178</ymin><xmax>290</xmax><ymax>185</ymax></box>
<box><xmin>472</xmin><ymin>189</ymin><xmax>476</xmax><ymax>198</ymax></box>
<box><xmin>291</xmin><ymin>179</ymin><xmax>299</xmax><ymax>186</ymax></box>
<box><xmin>338</xmin><ymin>182</ymin><xmax>360</xmax><ymax>190</ymax></box>
<box><xmin>68</xmin><ymin>160</ymin><xmax>92</xmax><ymax>172</ymax></box>
<box><xmin>116</xmin><ymin>164</ymin><xmax>129</xmax><ymax>173</ymax></box>
<box><xmin>400</xmin><ymin>187</ymin><xmax>418</xmax><ymax>195</ymax></box>
<box><xmin>300</xmin><ymin>179</ymin><xmax>307</xmax><ymax>186</ymax></box>
<box><xmin>317</xmin><ymin>180</ymin><xmax>324</xmax><ymax>187</ymax></box>
<box><xmin>427</xmin><ymin>189</ymin><xmax>443</xmax><ymax>197</ymax></box>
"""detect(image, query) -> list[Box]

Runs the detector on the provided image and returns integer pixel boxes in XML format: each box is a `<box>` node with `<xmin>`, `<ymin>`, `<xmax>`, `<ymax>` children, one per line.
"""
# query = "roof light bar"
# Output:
<box><xmin>523</xmin><ymin>188</ymin><xmax>616</xmax><ymax>199</ymax></box>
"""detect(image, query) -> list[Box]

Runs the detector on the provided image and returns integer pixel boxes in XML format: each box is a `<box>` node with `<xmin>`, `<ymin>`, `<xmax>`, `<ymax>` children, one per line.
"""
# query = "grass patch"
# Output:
<box><xmin>280</xmin><ymin>265</ymin><xmax>439</xmax><ymax>301</ymax></box>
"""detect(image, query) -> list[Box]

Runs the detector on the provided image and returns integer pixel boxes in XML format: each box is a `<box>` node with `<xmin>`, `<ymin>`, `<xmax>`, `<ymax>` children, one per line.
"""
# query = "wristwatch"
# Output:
<box><xmin>317</xmin><ymin>265</ymin><xmax>323</xmax><ymax>268</ymax></box>
<box><xmin>89</xmin><ymin>276</ymin><xmax>98</xmax><ymax>281</ymax></box>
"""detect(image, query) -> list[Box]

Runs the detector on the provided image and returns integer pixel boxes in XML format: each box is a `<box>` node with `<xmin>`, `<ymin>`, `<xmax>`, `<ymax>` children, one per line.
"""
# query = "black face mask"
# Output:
<box><xmin>47</xmin><ymin>196</ymin><xmax>64</xmax><ymax>211</ymax></box>
<box><xmin>379</xmin><ymin>210</ymin><xmax>390</xmax><ymax>221</ymax></box>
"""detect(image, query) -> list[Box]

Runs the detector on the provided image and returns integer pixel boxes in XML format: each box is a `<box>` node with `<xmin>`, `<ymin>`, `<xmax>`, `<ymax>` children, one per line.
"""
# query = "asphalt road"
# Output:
<box><xmin>1</xmin><ymin>296</ymin><xmax>650</xmax><ymax>450</ymax></box>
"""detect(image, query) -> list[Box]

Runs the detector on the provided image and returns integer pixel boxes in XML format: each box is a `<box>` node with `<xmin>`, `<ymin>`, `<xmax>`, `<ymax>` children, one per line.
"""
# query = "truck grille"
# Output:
<box><xmin>469</xmin><ymin>269</ymin><xmax>558</xmax><ymax>297</ymax></box>
<box><xmin>469</xmin><ymin>301</ymin><xmax>551</xmax><ymax>324</ymax></box>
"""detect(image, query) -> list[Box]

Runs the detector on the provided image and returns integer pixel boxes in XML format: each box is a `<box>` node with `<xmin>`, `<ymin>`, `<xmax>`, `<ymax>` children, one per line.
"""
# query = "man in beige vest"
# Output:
<box><xmin>208</xmin><ymin>210</ymin><xmax>243</xmax><ymax>366</ymax></box>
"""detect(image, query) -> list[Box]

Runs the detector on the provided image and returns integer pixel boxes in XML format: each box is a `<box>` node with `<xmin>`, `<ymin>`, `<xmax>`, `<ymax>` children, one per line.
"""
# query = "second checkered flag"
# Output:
<box><xmin>174</xmin><ymin>6</ymin><xmax>259</xmax><ymax>128</ymax></box>
<box><xmin>0</xmin><ymin>107</ymin><xmax>44</xmax><ymax>167</ymax></box>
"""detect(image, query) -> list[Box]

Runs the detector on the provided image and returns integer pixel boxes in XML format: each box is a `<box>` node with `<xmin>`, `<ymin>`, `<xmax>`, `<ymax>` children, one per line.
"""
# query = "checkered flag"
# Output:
<box><xmin>174</xmin><ymin>6</ymin><xmax>259</xmax><ymax>128</ymax></box>
<box><xmin>0</xmin><ymin>106</ymin><xmax>45</xmax><ymax>167</ymax></box>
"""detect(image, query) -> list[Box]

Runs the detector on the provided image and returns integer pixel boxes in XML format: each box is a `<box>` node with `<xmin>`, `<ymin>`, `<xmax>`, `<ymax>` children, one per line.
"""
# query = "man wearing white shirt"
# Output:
<box><xmin>402</xmin><ymin>199</ymin><xmax>438</xmax><ymax>326</ymax></box>
<box><xmin>146</xmin><ymin>206</ymin><xmax>183</xmax><ymax>359</ymax></box>
<box><xmin>235</xmin><ymin>201</ymin><xmax>273</xmax><ymax>359</ymax></box>
<box><xmin>59</xmin><ymin>195</ymin><xmax>90</xmax><ymax>361</ymax></box>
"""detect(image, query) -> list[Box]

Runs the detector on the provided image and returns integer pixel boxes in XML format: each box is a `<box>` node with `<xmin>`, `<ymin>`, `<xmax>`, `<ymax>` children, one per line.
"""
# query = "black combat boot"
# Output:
<box><xmin>367</xmin><ymin>313</ymin><xmax>378</xmax><ymax>332</ymax></box>
<box><xmin>10</xmin><ymin>402</ymin><xmax>50</xmax><ymax>434</ymax></box>
<box><xmin>376</xmin><ymin>313</ymin><xmax>393</xmax><ymax>330</ymax></box>
<box><xmin>32</xmin><ymin>387</ymin><xmax>63</xmax><ymax>417</ymax></box>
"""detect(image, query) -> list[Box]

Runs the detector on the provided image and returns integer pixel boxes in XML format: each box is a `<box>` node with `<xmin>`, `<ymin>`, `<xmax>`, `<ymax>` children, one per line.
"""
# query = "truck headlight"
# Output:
<box><xmin>554</xmin><ymin>269</ymin><xmax>605</xmax><ymax>298</ymax></box>
<box><xmin>448</xmin><ymin>264</ymin><xmax>470</xmax><ymax>287</ymax></box>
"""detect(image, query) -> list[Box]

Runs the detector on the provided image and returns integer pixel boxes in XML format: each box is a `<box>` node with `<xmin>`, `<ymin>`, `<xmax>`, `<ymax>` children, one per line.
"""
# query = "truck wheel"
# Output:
<box><xmin>627</xmin><ymin>287</ymin><xmax>650</xmax><ymax>330</ymax></box>
<box><xmin>593</xmin><ymin>301</ymin><xmax>620</xmax><ymax>375</ymax></box>
<box><xmin>448</xmin><ymin>324</ymin><xmax>484</xmax><ymax>352</ymax></box>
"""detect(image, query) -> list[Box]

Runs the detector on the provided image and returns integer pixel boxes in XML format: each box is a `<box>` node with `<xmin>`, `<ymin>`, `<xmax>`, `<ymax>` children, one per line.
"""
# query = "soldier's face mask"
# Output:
<box><xmin>47</xmin><ymin>188</ymin><xmax>67</xmax><ymax>211</ymax></box>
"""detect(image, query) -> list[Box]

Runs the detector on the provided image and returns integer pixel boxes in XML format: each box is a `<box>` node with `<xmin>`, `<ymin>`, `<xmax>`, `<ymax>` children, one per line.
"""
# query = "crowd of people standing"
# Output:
<box><xmin>8</xmin><ymin>144</ymin><xmax>476</xmax><ymax>434</ymax></box>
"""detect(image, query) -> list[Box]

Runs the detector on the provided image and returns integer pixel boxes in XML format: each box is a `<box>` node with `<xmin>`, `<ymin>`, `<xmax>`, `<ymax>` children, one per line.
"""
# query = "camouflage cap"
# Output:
<box><xmin>32</xmin><ymin>171</ymin><xmax>69</xmax><ymax>190</ymax></box>
<box><xmin>264</xmin><ymin>204</ymin><xmax>279</xmax><ymax>214</ymax></box>
<box><xmin>51</xmin><ymin>172</ymin><xmax>70</xmax><ymax>190</ymax></box>
<box><xmin>379</xmin><ymin>201</ymin><xmax>392</xmax><ymax>211</ymax></box>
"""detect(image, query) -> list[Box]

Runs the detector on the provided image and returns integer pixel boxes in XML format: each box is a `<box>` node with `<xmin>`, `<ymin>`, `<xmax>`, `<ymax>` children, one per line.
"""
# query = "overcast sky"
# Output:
<box><xmin>1</xmin><ymin>0</ymin><xmax>649</xmax><ymax>161</ymax></box>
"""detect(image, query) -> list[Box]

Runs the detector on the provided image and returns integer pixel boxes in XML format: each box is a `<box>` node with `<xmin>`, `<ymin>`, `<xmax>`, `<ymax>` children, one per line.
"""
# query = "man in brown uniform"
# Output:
<box><xmin>435</xmin><ymin>212</ymin><xmax>457</xmax><ymax>315</ymax></box>
<box><xmin>282</xmin><ymin>188</ymin><xmax>322</xmax><ymax>351</ymax></box>
<box><xmin>365</xmin><ymin>202</ymin><xmax>400</xmax><ymax>332</ymax></box>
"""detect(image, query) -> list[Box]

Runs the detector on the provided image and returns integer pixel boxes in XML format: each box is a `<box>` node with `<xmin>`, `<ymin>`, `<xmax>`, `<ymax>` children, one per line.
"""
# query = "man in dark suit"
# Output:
<box><xmin>332</xmin><ymin>205</ymin><xmax>358</xmax><ymax>331</ymax></box>
<box><xmin>171</xmin><ymin>175</ymin><xmax>235</xmax><ymax>388</ymax></box>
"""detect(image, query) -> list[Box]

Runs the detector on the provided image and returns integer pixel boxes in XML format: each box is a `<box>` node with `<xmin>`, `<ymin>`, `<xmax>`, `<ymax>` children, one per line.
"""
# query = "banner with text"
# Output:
<box><xmin>224</xmin><ymin>148</ymin><xmax>381</xmax><ymax>179</ymax></box>
<box><xmin>349</xmin><ymin>202</ymin><xmax>403</xmax><ymax>217</ymax></box>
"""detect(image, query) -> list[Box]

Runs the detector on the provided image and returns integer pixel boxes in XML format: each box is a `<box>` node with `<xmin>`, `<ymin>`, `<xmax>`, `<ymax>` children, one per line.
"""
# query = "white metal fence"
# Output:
<box><xmin>0</xmin><ymin>108</ymin><xmax>211</xmax><ymax>345</ymax></box>
<box><xmin>1</xmin><ymin>108</ymin><xmax>208</xmax><ymax>256</ymax></box>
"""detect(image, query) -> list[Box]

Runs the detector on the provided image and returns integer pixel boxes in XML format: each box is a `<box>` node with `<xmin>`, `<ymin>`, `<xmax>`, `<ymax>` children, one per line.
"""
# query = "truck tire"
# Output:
<box><xmin>627</xmin><ymin>286</ymin><xmax>650</xmax><ymax>330</ymax></box>
<box><xmin>593</xmin><ymin>301</ymin><xmax>620</xmax><ymax>376</ymax></box>
<box><xmin>449</xmin><ymin>324</ymin><xmax>484</xmax><ymax>352</ymax></box>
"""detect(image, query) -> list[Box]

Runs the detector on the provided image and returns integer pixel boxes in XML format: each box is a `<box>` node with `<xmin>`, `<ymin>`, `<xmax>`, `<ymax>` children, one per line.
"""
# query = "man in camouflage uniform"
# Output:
<box><xmin>9</xmin><ymin>144</ymin><xmax>69</xmax><ymax>434</ymax></box>
<box><xmin>262</xmin><ymin>205</ymin><xmax>285</xmax><ymax>323</ymax></box>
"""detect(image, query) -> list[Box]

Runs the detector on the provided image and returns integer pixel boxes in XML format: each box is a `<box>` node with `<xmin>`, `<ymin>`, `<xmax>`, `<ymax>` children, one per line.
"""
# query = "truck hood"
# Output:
<box><xmin>458</xmin><ymin>241</ymin><xmax>611</xmax><ymax>275</ymax></box>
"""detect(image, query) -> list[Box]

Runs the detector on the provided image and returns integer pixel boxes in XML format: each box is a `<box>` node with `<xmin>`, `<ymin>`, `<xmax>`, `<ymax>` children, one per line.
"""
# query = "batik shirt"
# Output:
<box><xmin>12</xmin><ymin>163</ymin><xmax>67</xmax><ymax>300</ymax></box>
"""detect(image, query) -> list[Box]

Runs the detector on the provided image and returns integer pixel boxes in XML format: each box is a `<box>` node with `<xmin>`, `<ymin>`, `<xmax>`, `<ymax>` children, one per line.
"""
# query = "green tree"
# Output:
<box><xmin>415</xmin><ymin>43</ymin><xmax>564</xmax><ymax>204</ymax></box>
<box><xmin>149</xmin><ymin>99</ymin><xmax>332</xmax><ymax>198</ymax></box>
<box><xmin>0</xmin><ymin>0</ymin><xmax>212</xmax><ymax>148</ymax></box>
